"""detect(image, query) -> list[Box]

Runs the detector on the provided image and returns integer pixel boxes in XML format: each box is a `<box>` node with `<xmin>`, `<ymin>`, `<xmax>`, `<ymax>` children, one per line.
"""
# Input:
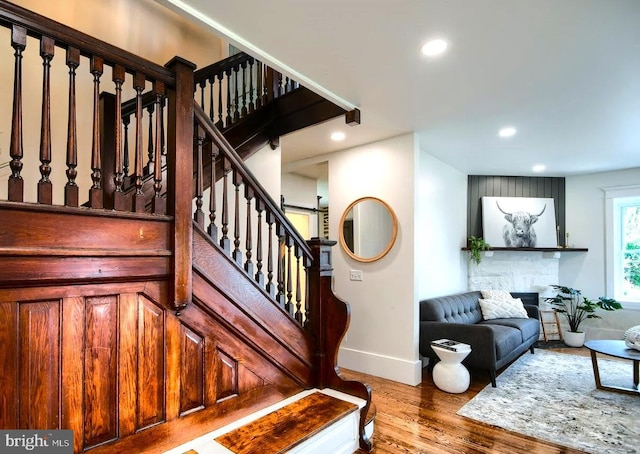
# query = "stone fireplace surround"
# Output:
<box><xmin>467</xmin><ymin>250</ymin><xmax>559</xmax><ymax>306</ymax></box>
<box><xmin>467</xmin><ymin>250</ymin><xmax>626</xmax><ymax>340</ymax></box>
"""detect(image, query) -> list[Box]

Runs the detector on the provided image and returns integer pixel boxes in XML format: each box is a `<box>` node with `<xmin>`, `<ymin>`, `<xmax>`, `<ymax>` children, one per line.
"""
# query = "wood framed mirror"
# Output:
<box><xmin>339</xmin><ymin>196</ymin><xmax>398</xmax><ymax>262</ymax></box>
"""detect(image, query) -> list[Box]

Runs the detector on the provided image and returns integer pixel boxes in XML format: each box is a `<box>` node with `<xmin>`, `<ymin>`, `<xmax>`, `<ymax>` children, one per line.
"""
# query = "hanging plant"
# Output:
<box><xmin>468</xmin><ymin>236</ymin><xmax>491</xmax><ymax>265</ymax></box>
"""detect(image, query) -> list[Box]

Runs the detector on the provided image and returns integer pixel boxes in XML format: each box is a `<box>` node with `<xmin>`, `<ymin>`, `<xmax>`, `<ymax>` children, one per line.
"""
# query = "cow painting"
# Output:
<box><xmin>496</xmin><ymin>201</ymin><xmax>546</xmax><ymax>248</ymax></box>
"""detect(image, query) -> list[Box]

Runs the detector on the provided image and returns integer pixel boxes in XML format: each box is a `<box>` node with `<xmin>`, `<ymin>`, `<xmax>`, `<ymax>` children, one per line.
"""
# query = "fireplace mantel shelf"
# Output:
<box><xmin>462</xmin><ymin>247</ymin><xmax>588</xmax><ymax>252</ymax></box>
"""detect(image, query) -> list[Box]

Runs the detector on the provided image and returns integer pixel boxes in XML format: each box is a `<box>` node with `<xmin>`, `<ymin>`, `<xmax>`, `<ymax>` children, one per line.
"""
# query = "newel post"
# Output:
<box><xmin>307</xmin><ymin>238</ymin><xmax>340</xmax><ymax>388</ymax></box>
<box><xmin>307</xmin><ymin>238</ymin><xmax>374</xmax><ymax>451</ymax></box>
<box><xmin>165</xmin><ymin>57</ymin><xmax>196</xmax><ymax>312</ymax></box>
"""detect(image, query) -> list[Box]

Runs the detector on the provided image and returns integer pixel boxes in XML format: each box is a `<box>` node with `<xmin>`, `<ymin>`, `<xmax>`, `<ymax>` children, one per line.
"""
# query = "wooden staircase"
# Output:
<box><xmin>0</xmin><ymin>1</ymin><xmax>373</xmax><ymax>453</ymax></box>
<box><xmin>166</xmin><ymin>390</ymin><xmax>366</xmax><ymax>454</ymax></box>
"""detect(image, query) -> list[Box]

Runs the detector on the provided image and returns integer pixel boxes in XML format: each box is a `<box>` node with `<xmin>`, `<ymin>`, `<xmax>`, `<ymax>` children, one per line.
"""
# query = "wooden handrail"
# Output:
<box><xmin>194</xmin><ymin>104</ymin><xmax>312</xmax><ymax>263</ymax></box>
<box><xmin>0</xmin><ymin>0</ymin><xmax>174</xmax><ymax>85</ymax></box>
<box><xmin>194</xmin><ymin>52</ymin><xmax>254</xmax><ymax>86</ymax></box>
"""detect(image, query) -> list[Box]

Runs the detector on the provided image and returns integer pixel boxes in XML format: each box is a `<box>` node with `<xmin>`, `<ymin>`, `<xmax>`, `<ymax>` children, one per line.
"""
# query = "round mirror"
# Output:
<box><xmin>339</xmin><ymin>197</ymin><xmax>398</xmax><ymax>262</ymax></box>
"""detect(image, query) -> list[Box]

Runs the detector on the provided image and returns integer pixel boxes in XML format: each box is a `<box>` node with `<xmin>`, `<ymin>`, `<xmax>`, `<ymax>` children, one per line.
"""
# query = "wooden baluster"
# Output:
<box><xmin>132</xmin><ymin>72</ymin><xmax>146</xmax><ymax>213</ymax></box>
<box><xmin>285</xmin><ymin>236</ymin><xmax>293</xmax><ymax>315</ymax></box>
<box><xmin>89</xmin><ymin>56</ymin><xmax>104</xmax><ymax>208</ymax></box>
<box><xmin>207</xmin><ymin>144</ymin><xmax>219</xmax><ymax>241</ymax></box>
<box><xmin>159</xmin><ymin>96</ymin><xmax>166</xmax><ymax>162</ymax></box>
<box><xmin>233</xmin><ymin>66</ymin><xmax>240</xmax><ymax>121</ymax></box>
<box><xmin>152</xmin><ymin>81</ymin><xmax>165</xmax><ymax>215</ymax></box>
<box><xmin>194</xmin><ymin>126</ymin><xmax>205</xmax><ymax>227</ymax></box>
<box><xmin>232</xmin><ymin>170</ymin><xmax>242</xmax><ymax>265</ymax></box>
<box><xmin>220</xmin><ymin>158</ymin><xmax>231</xmax><ymax>253</ymax></box>
<box><xmin>199</xmin><ymin>78</ymin><xmax>206</xmax><ymax>111</ymax></box>
<box><xmin>112</xmin><ymin>65</ymin><xmax>126</xmax><ymax>211</ymax></box>
<box><xmin>255</xmin><ymin>61</ymin><xmax>263</xmax><ymax>109</ymax></box>
<box><xmin>241</xmin><ymin>60</ymin><xmax>248</xmax><ymax>117</ymax></box>
<box><xmin>244</xmin><ymin>187</ymin><xmax>254</xmax><ymax>276</ymax></box>
<box><xmin>9</xmin><ymin>25</ymin><xmax>26</xmax><ymax>202</ymax></box>
<box><xmin>276</xmin><ymin>225</ymin><xmax>286</xmax><ymax>307</ymax></box>
<box><xmin>216</xmin><ymin>72</ymin><xmax>224</xmax><ymax>128</ymax></box>
<box><xmin>225</xmin><ymin>68</ymin><xmax>232</xmax><ymax>127</ymax></box>
<box><xmin>303</xmin><ymin>254</ymin><xmax>311</xmax><ymax>329</ymax></box>
<box><xmin>248</xmin><ymin>58</ymin><xmax>255</xmax><ymax>113</ymax></box>
<box><xmin>277</xmin><ymin>72</ymin><xmax>284</xmax><ymax>97</ymax></box>
<box><xmin>265</xmin><ymin>67</ymin><xmax>276</xmax><ymax>102</ymax></box>
<box><xmin>38</xmin><ymin>36</ymin><xmax>55</xmax><ymax>205</ymax></box>
<box><xmin>146</xmin><ymin>103</ymin><xmax>155</xmax><ymax>174</ymax></box>
<box><xmin>255</xmin><ymin>199</ymin><xmax>265</xmax><ymax>286</ymax></box>
<box><xmin>208</xmin><ymin>76</ymin><xmax>214</xmax><ymax>121</ymax></box>
<box><xmin>266</xmin><ymin>212</ymin><xmax>275</xmax><ymax>297</ymax></box>
<box><xmin>122</xmin><ymin>115</ymin><xmax>130</xmax><ymax>181</ymax></box>
<box><xmin>295</xmin><ymin>245</ymin><xmax>303</xmax><ymax>324</ymax></box>
<box><xmin>64</xmin><ymin>47</ymin><xmax>80</xmax><ymax>207</ymax></box>
<box><xmin>263</xmin><ymin>63</ymin><xmax>270</xmax><ymax>103</ymax></box>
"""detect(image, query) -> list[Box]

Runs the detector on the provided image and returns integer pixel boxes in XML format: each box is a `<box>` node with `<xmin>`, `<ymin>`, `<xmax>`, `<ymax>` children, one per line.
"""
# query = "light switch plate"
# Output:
<box><xmin>350</xmin><ymin>270</ymin><xmax>363</xmax><ymax>281</ymax></box>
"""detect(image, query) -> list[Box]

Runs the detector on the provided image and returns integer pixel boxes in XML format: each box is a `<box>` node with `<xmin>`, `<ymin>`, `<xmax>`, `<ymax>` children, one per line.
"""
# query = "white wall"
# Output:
<box><xmin>416</xmin><ymin>151</ymin><xmax>468</xmax><ymax>301</ymax></box>
<box><xmin>246</xmin><ymin>146</ymin><xmax>282</xmax><ymax>201</ymax></box>
<box><xmin>327</xmin><ymin>134</ymin><xmax>420</xmax><ymax>385</ymax></box>
<box><xmin>563</xmin><ymin>167</ymin><xmax>640</xmax><ymax>339</ymax></box>
<box><xmin>282</xmin><ymin>173</ymin><xmax>319</xmax><ymax>238</ymax></box>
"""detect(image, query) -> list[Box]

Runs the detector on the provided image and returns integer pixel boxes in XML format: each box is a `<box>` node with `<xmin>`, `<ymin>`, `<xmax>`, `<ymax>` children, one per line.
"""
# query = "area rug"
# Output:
<box><xmin>457</xmin><ymin>350</ymin><xmax>639</xmax><ymax>454</ymax></box>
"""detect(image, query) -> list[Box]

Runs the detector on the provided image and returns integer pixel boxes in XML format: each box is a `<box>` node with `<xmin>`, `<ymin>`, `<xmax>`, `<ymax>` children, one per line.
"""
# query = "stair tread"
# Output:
<box><xmin>214</xmin><ymin>391</ymin><xmax>358</xmax><ymax>454</ymax></box>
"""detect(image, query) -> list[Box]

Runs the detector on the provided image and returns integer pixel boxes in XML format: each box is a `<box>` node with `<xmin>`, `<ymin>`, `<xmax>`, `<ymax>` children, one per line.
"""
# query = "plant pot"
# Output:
<box><xmin>563</xmin><ymin>331</ymin><xmax>586</xmax><ymax>347</ymax></box>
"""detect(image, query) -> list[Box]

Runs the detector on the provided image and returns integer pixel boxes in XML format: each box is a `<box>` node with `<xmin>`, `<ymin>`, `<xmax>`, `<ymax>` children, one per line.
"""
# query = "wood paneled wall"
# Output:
<box><xmin>467</xmin><ymin>175</ymin><xmax>566</xmax><ymax>246</ymax></box>
<box><xmin>0</xmin><ymin>277</ymin><xmax>303</xmax><ymax>453</ymax></box>
<box><xmin>0</xmin><ymin>282</ymin><xmax>169</xmax><ymax>452</ymax></box>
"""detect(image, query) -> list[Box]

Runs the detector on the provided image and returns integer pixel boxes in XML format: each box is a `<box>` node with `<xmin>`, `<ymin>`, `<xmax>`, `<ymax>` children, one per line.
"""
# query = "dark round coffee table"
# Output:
<box><xmin>584</xmin><ymin>339</ymin><xmax>640</xmax><ymax>395</ymax></box>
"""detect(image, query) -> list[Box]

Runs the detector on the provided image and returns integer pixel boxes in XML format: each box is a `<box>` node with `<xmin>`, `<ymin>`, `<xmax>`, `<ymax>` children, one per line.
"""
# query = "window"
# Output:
<box><xmin>619</xmin><ymin>202</ymin><xmax>640</xmax><ymax>299</ymax></box>
<box><xmin>604</xmin><ymin>185</ymin><xmax>640</xmax><ymax>308</ymax></box>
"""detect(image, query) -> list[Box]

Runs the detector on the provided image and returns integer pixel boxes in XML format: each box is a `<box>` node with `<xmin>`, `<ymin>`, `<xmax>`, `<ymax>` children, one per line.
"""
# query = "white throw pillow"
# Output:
<box><xmin>481</xmin><ymin>289</ymin><xmax>514</xmax><ymax>301</ymax></box>
<box><xmin>624</xmin><ymin>325</ymin><xmax>640</xmax><ymax>351</ymax></box>
<box><xmin>479</xmin><ymin>298</ymin><xmax>529</xmax><ymax>320</ymax></box>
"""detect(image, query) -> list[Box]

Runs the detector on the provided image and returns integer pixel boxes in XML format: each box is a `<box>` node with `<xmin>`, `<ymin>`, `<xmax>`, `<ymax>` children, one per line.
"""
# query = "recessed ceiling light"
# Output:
<box><xmin>498</xmin><ymin>127</ymin><xmax>517</xmax><ymax>138</ymax></box>
<box><xmin>421</xmin><ymin>39</ymin><xmax>448</xmax><ymax>57</ymax></box>
<box><xmin>330</xmin><ymin>131</ymin><xmax>345</xmax><ymax>141</ymax></box>
<box><xmin>532</xmin><ymin>164</ymin><xmax>546</xmax><ymax>173</ymax></box>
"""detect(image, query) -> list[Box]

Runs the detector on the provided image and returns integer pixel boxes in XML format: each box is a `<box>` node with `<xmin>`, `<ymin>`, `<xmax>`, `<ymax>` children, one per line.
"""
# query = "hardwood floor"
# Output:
<box><xmin>345</xmin><ymin>347</ymin><xmax>589</xmax><ymax>454</ymax></box>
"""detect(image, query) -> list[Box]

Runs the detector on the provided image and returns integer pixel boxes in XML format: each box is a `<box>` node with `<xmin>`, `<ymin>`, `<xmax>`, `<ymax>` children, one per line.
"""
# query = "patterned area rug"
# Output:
<box><xmin>457</xmin><ymin>350</ymin><xmax>639</xmax><ymax>454</ymax></box>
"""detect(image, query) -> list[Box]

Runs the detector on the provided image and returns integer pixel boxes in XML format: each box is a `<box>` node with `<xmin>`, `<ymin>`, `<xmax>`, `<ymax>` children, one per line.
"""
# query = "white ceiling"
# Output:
<box><xmin>161</xmin><ymin>0</ymin><xmax>640</xmax><ymax>178</ymax></box>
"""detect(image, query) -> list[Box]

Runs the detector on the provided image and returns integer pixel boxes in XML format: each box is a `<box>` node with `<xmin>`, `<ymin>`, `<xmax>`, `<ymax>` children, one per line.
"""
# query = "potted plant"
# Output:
<box><xmin>468</xmin><ymin>236</ymin><xmax>491</xmax><ymax>265</ymax></box>
<box><xmin>545</xmin><ymin>285</ymin><xmax>622</xmax><ymax>347</ymax></box>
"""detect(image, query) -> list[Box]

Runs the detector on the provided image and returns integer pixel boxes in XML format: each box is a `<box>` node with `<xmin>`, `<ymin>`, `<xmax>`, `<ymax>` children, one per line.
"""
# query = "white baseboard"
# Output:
<box><xmin>338</xmin><ymin>347</ymin><xmax>422</xmax><ymax>386</ymax></box>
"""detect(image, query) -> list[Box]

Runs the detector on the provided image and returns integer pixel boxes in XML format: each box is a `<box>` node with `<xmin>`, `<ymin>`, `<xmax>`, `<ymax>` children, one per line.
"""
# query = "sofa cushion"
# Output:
<box><xmin>420</xmin><ymin>292</ymin><xmax>483</xmax><ymax>324</ymax></box>
<box><xmin>481</xmin><ymin>289</ymin><xmax>516</xmax><ymax>301</ymax></box>
<box><xmin>480</xmin><ymin>317</ymin><xmax>540</xmax><ymax>343</ymax></box>
<box><xmin>478</xmin><ymin>297</ymin><xmax>529</xmax><ymax>320</ymax></box>
<box><xmin>482</xmin><ymin>324</ymin><xmax>523</xmax><ymax>360</ymax></box>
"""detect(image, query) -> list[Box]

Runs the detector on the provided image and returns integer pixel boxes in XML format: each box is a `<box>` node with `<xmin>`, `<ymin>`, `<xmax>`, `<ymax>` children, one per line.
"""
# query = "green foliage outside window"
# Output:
<box><xmin>623</xmin><ymin>205</ymin><xmax>640</xmax><ymax>293</ymax></box>
<box><xmin>624</xmin><ymin>243</ymin><xmax>640</xmax><ymax>288</ymax></box>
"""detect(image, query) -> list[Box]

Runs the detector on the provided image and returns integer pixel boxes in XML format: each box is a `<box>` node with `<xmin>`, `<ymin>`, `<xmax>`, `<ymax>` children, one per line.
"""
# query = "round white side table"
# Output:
<box><xmin>431</xmin><ymin>343</ymin><xmax>472</xmax><ymax>393</ymax></box>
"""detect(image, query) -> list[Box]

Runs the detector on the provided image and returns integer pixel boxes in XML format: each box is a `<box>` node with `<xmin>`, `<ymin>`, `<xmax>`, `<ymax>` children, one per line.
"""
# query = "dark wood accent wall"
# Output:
<box><xmin>467</xmin><ymin>175</ymin><xmax>566</xmax><ymax>246</ymax></box>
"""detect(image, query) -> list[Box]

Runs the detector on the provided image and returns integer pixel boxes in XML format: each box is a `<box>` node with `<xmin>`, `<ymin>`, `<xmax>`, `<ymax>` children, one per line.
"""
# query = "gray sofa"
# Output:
<box><xmin>419</xmin><ymin>291</ymin><xmax>540</xmax><ymax>387</ymax></box>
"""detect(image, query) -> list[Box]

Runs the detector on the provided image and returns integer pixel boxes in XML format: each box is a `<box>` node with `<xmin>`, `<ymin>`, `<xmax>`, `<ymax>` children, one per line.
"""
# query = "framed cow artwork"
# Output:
<box><xmin>481</xmin><ymin>197</ymin><xmax>558</xmax><ymax>248</ymax></box>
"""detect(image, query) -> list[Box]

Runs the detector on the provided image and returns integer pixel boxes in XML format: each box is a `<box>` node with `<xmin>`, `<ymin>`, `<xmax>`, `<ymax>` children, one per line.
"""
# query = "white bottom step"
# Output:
<box><xmin>163</xmin><ymin>389</ymin><xmax>368</xmax><ymax>454</ymax></box>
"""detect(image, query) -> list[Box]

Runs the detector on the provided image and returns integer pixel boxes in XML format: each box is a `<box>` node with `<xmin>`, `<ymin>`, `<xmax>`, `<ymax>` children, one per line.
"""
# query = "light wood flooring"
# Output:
<box><xmin>346</xmin><ymin>347</ymin><xmax>590</xmax><ymax>454</ymax></box>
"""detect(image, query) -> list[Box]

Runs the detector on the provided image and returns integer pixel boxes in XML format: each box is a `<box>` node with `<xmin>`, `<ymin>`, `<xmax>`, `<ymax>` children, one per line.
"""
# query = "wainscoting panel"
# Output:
<box><xmin>84</xmin><ymin>295</ymin><xmax>118</xmax><ymax>448</ymax></box>
<box><xmin>19</xmin><ymin>300</ymin><xmax>61</xmax><ymax>430</ymax></box>
<box><xmin>467</xmin><ymin>175</ymin><xmax>566</xmax><ymax>244</ymax></box>
<box><xmin>179</xmin><ymin>324</ymin><xmax>205</xmax><ymax>415</ymax></box>
<box><xmin>137</xmin><ymin>297</ymin><xmax>166</xmax><ymax>430</ymax></box>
